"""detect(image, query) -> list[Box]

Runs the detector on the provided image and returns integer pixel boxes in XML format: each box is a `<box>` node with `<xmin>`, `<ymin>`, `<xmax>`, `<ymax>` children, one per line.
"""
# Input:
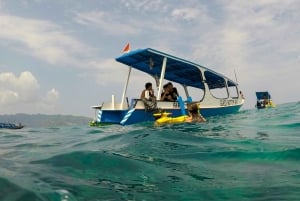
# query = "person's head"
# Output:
<box><xmin>187</xmin><ymin>103</ymin><xmax>199</xmax><ymax>115</ymax></box>
<box><xmin>145</xmin><ymin>82</ymin><xmax>152</xmax><ymax>90</ymax></box>
<box><xmin>163</xmin><ymin>83</ymin><xmax>169</xmax><ymax>91</ymax></box>
<box><xmin>167</xmin><ymin>82</ymin><xmax>173</xmax><ymax>91</ymax></box>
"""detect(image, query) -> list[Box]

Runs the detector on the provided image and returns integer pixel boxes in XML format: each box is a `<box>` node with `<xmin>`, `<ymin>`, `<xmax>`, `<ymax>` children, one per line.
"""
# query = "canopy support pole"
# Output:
<box><xmin>121</xmin><ymin>67</ymin><xmax>132</xmax><ymax>109</ymax></box>
<box><xmin>157</xmin><ymin>57</ymin><xmax>167</xmax><ymax>100</ymax></box>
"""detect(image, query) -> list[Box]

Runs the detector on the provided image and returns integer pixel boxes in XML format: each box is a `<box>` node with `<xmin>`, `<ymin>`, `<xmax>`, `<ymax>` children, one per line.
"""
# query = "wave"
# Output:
<box><xmin>1</xmin><ymin>102</ymin><xmax>300</xmax><ymax>200</ymax></box>
<box><xmin>0</xmin><ymin>177</ymin><xmax>43</xmax><ymax>201</ymax></box>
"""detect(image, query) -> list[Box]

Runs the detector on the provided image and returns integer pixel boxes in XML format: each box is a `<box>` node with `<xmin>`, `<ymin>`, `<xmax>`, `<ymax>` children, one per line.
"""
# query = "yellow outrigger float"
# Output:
<box><xmin>153</xmin><ymin>102</ymin><xmax>206</xmax><ymax>125</ymax></box>
<box><xmin>154</xmin><ymin>112</ymin><xmax>188</xmax><ymax>125</ymax></box>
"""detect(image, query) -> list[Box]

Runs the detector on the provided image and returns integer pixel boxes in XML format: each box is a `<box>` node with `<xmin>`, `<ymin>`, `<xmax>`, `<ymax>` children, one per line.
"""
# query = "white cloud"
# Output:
<box><xmin>74</xmin><ymin>11</ymin><xmax>139</xmax><ymax>35</ymax></box>
<box><xmin>35</xmin><ymin>88</ymin><xmax>60</xmax><ymax>113</ymax></box>
<box><xmin>45</xmin><ymin>88</ymin><xmax>59</xmax><ymax>102</ymax></box>
<box><xmin>0</xmin><ymin>14</ymin><xmax>94</xmax><ymax>67</ymax></box>
<box><xmin>171</xmin><ymin>8</ymin><xmax>201</xmax><ymax>20</ymax></box>
<box><xmin>120</xmin><ymin>0</ymin><xmax>167</xmax><ymax>12</ymax></box>
<box><xmin>0</xmin><ymin>71</ymin><xmax>60</xmax><ymax>114</ymax></box>
<box><xmin>87</xmin><ymin>58</ymin><xmax>129</xmax><ymax>86</ymax></box>
<box><xmin>0</xmin><ymin>90</ymin><xmax>19</xmax><ymax>105</ymax></box>
<box><xmin>0</xmin><ymin>71</ymin><xmax>39</xmax><ymax>102</ymax></box>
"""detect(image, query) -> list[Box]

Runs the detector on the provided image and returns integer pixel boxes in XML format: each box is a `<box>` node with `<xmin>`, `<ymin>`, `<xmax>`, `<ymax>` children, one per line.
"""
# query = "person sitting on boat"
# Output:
<box><xmin>256</xmin><ymin>100</ymin><xmax>262</xmax><ymax>108</ymax></box>
<box><xmin>160</xmin><ymin>82</ymin><xmax>178</xmax><ymax>101</ymax></box>
<box><xmin>161</xmin><ymin>84</ymin><xmax>173</xmax><ymax>101</ymax></box>
<box><xmin>141</xmin><ymin>82</ymin><xmax>157</xmax><ymax>111</ymax></box>
<box><xmin>168</xmin><ymin>82</ymin><xmax>178</xmax><ymax>100</ymax></box>
<box><xmin>263</xmin><ymin>94</ymin><xmax>269</xmax><ymax>106</ymax></box>
<box><xmin>185</xmin><ymin>103</ymin><xmax>206</xmax><ymax>123</ymax></box>
<box><xmin>141</xmin><ymin>82</ymin><xmax>156</xmax><ymax>100</ymax></box>
<box><xmin>240</xmin><ymin>91</ymin><xmax>245</xmax><ymax>99</ymax></box>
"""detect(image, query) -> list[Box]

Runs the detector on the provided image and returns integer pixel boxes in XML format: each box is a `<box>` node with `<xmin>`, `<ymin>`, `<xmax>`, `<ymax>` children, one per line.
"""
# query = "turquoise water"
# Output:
<box><xmin>1</xmin><ymin>102</ymin><xmax>300</xmax><ymax>201</ymax></box>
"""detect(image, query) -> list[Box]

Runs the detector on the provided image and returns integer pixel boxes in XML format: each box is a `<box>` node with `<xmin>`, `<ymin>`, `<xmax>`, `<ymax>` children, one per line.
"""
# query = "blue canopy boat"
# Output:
<box><xmin>255</xmin><ymin>91</ymin><xmax>275</xmax><ymax>109</ymax></box>
<box><xmin>0</xmin><ymin>122</ymin><xmax>24</xmax><ymax>129</ymax></box>
<box><xmin>90</xmin><ymin>48</ymin><xmax>245</xmax><ymax>126</ymax></box>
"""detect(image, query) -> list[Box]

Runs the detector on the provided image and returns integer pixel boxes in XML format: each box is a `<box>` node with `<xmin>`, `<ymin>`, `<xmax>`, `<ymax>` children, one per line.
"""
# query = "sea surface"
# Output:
<box><xmin>1</xmin><ymin>102</ymin><xmax>300</xmax><ymax>201</ymax></box>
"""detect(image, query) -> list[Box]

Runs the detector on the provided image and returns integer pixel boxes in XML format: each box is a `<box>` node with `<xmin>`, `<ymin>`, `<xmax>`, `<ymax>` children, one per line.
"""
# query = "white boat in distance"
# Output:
<box><xmin>90</xmin><ymin>47</ymin><xmax>245</xmax><ymax>126</ymax></box>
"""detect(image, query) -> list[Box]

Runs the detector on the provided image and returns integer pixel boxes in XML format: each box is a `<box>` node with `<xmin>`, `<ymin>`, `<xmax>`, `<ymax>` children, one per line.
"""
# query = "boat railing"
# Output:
<box><xmin>130</xmin><ymin>98</ymin><xmax>183</xmax><ymax>110</ymax></box>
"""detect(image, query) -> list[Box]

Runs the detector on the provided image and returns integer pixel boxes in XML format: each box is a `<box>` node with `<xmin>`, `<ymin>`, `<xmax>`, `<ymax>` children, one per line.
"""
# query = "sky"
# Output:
<box><xmin>0</xmin><ymin>0</ymin><xmax>299</xmax><ymax>117</ymax></box>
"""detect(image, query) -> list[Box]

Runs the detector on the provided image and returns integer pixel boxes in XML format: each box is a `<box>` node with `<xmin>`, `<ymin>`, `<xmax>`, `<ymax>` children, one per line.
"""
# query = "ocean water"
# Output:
<box><xmin>0</xmin><ymin>102</ymin><xmax>300</xmax><ymax>201</ymax></box>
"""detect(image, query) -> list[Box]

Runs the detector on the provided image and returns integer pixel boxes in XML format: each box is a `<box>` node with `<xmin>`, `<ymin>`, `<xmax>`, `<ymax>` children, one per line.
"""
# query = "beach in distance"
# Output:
<box><xmin>0</xmin><ymin>101</ymin><xmax>300</xmax><ymax>201</ymax></box>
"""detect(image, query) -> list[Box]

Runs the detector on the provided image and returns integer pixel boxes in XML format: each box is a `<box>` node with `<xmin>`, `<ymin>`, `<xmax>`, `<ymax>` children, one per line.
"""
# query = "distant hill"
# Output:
<box><xmin>0</xmin><ymin>113</ymin><xmax>92</xmax><ymax>128</ymax></box>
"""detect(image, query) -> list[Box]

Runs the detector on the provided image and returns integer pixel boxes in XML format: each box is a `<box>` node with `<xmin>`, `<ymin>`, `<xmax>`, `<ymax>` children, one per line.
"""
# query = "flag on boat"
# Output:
<box><xmin>122</xmin><ymin>43</ymin><xmax>130</xmax><ymax>53</ymax></box>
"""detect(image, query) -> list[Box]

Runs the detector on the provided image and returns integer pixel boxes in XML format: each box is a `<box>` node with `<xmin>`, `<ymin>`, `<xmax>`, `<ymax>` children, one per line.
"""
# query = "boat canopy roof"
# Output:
<box><xmin>256</xmin><ymin>91</ymin><xmax>271</xmax><ymax>100</ymax></box>
<box><xmin>115</xmin><ymin>48</ymin><xmax>237</xmax><ymax>90</ymax></box>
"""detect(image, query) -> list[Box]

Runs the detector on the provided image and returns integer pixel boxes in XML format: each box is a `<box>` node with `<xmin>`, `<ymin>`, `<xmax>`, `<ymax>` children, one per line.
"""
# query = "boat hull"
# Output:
<box><xmin>92</xmin><ymin>103</ymin><xmax>243</xmax><ymax>126</ymax></box>
<box><xmin>256</xmin><ymin>104</ymin><xmax>275</xmax><ymax>109</ymax></box>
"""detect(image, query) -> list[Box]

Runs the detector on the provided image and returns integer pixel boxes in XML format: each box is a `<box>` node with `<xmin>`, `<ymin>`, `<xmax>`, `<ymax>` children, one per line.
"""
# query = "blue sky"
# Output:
<box><xmin>0</xmin><ymin>0</ymin><xmax>299</xmax><ymax>117</ymax></box>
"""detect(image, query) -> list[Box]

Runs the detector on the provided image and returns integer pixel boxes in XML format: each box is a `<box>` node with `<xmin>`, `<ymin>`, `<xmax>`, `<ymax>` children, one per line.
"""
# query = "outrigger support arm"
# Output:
<box><xmin>121</xmin><ymin>67</ymin><xmax>132</xmax><ymax>109</ymax></box>
<box><xmin>156</xmin><ymin>57</ymin><xmax>167</xmax><ymax>100</ymax></box>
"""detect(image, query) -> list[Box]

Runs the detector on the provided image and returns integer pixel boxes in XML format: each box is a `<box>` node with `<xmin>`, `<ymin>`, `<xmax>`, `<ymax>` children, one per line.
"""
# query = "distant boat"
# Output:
<box><xmin>255</xmin><ymin>91</ymin><xmax>275</xmax><ymax>109</ymax></box>
<box><xmin>0</xmin><ymin>122</ymin><xmax>24</xmax><ymax>129</ymax></box>
<box><xmin>90</xmin><ymin>47</ymin><xmax>245</xmax><ymax>126</ymax></box>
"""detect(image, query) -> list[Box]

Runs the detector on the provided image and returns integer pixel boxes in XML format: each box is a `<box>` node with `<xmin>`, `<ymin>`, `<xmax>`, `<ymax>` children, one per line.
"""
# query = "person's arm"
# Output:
<box><xmin>160</xmin><ymin>92</ymin><xmax>167</xmax><ymax>100</ymax></box>
<box><xmin>140</xmin><ymin>90</ymin><xmax>145</xmax><ymax>99</ymax></box>
<box><xmin>145</xmin><ymin>90</ymin><xmax>150</xmax><ymax>99</ymax></box>
<box><xmin>150</xmin><ymin>89</ymin><xmax>156</xmax><ymax>98</ymax></box>
<box><xmin>199</xmin><ymin>114</ymin><xmax>206</xmax><ymax>122</ymax></box>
